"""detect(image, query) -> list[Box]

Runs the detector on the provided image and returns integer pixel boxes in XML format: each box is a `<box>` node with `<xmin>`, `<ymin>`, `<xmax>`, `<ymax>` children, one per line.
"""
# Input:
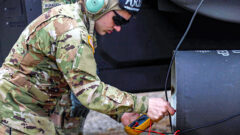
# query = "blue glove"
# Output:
<box><xmin>70</xmin><ymin>92</ymin><xmax>89</xmax><ymax>117</ymax></box>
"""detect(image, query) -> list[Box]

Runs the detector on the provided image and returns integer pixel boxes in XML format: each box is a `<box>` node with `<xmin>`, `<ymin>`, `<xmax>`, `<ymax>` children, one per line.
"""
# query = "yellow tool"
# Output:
<box><xmin>124</xmin><ymin>114</ymin><xmax>152</xmax><ymax>135</ymax></box>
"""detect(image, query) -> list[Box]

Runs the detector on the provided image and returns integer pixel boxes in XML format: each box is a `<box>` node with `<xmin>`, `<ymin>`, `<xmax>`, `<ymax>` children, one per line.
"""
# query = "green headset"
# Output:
<box><xmin>85</xmin><ymin>0</ymin><xmax>109</xmax><ymax>14</ymax></box>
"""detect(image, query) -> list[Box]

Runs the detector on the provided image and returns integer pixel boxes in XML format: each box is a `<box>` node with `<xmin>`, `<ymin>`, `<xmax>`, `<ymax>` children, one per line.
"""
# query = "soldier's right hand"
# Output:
<box><xmin>147</xmin><ymin>98</ymin><xmax>175</xmax><ymax>122</ymax></box>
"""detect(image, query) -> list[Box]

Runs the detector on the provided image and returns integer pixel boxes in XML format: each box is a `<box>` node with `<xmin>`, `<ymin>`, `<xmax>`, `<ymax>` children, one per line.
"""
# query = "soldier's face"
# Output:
<box><xmin>95</xmin><ymin>10</ymin><xmax>131</xmax><ymax>35</ymax></box>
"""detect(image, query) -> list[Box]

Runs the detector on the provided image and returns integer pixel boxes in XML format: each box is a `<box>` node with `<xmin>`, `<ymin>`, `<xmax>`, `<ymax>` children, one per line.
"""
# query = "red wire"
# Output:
<box><xmin>174</xmin><ymin>130</ymin><xmax>181</xmax><ymax>135</ymax></box>
<box><xmin>146</xmin><ymin>129</ymin><xmax>180</xmax><ymax>135</ymax></box>
<box><xmin>146</xmin><ymin>122</ymin><xmax>181</xmax><ymax>135</ymax></box>
<box><xmin>133</xmin><ymin>122</ymin><xmax>139</xmax><ymax>128</ymax></box>
<box><xmin>148</xmin><ymin>121</ymin><xmax>152</xmax><ymax>135</ymax></box>
<box><xmin>147</xmin><ymin>121</ymin><xmax>166</xmax><ymax>135</ymax></box>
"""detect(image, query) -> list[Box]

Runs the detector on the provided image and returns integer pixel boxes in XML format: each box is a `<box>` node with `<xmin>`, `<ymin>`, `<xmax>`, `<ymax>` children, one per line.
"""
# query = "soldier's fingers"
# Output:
<box><xmin>154</xmin><ymin>114</ymin><xmax>164</xmax><ymax>122</ymax></box>
<box><xmin>167</xmin><ymin>105</ymin><xmax>176</xmax><ymax>115</ymax></box>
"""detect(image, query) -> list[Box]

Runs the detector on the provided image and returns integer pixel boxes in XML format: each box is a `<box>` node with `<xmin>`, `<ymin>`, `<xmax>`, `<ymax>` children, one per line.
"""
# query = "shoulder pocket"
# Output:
<box><xmin>72</xmin><ymin>29</ymin><xmax>97</xmax><ymax>76</ymax></box>
<box><xmin>73</xmin><ymin>43</ymin><xmax>97</xmax><ymax>77</ymax></box>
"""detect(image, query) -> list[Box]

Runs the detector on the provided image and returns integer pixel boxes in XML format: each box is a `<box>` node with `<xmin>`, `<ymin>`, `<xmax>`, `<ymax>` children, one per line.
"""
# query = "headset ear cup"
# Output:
<box><xmin>85</xmin><ymin>0</ymin><xmax>106</xmax><ymax>14</ymax></box>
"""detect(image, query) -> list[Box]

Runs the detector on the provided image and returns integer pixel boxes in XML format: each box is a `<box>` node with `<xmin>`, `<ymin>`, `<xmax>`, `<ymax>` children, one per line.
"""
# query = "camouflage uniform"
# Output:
<box><xmin>0</xmin><ymin>2</ymin><xmax>148</xmax><ymax>135</ymax></box>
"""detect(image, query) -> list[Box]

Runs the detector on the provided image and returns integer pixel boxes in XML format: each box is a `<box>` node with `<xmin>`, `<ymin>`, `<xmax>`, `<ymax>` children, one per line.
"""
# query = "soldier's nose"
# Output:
<box><xmin>113</xmin><ymin>25</ymin><xmax>121</xmax><ymax>32</ymax></box>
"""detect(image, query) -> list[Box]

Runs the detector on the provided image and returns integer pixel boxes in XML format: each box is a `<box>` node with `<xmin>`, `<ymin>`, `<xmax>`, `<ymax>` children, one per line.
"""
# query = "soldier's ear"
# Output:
<box><xmin>85</xmin><ymin>0</ymin><xmax>109</xmax><ymax>14</ymax></box>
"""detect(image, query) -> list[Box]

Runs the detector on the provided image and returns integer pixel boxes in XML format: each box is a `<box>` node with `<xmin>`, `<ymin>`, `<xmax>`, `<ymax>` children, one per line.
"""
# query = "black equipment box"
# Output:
<box><xmin>172</xmin><ymin>50</ymin><xmax>240</xmax><ymax>135</ymax></box>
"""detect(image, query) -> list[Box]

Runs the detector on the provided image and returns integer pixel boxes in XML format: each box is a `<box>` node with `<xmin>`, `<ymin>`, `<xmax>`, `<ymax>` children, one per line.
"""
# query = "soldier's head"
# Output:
<box><xmin>84</xmin><ymin>0</ymin><xmax>143</xmax><ymax>35</ymax></box>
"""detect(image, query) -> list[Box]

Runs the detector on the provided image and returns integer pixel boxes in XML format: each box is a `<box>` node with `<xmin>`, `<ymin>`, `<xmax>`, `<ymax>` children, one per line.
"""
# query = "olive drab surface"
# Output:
<box><xmin>0</xmin><ymin>2</ymin><xmax>148</xmax><ymax>135</ymax></box>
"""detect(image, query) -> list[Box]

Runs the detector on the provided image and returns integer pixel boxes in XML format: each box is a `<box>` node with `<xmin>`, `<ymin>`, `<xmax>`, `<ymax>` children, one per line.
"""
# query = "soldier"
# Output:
<box><xmin>0</xmin><ymin>0</ymin><xmax>175</xmax><ymax>135</ymax></box>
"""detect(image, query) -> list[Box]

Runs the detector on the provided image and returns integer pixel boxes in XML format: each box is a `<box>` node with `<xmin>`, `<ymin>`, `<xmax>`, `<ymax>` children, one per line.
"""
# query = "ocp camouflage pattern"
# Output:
<box><xmin>0</xmin><ymin>2</ymin><xmax>148</xmax><ymax>135</ymax></box>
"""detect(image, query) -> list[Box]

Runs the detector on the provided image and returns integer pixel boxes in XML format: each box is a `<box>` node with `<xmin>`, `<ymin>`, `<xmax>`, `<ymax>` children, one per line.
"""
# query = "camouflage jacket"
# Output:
<box><xmin>0</xmin><ymin>3</ymin><xmax>148</xmax><ymax>135</ymax></box>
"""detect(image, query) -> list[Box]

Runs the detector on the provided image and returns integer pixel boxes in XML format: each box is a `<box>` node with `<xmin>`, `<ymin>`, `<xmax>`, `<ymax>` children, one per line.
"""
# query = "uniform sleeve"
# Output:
<box><xmin>55</xmin><ymin>28</ymin><xmax>148</xmax><ymax>115</ymax></box>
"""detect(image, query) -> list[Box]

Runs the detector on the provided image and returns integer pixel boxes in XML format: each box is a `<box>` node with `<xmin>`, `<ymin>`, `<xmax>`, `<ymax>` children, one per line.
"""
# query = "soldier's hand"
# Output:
<box><xmin>121</xmin><ymin>112</ymin><xmax>140</xmax><ymax>126</ymax></box>
<box><xmin>147</xmin><ymin>98</ymin><xmax>175</xmax><ymax>122</ymax></box>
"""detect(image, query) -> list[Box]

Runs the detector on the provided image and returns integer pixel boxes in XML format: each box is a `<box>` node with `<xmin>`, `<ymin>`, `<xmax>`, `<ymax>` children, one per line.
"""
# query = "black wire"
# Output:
<box><xmin>136</xmin><ymin>112</ymin><xmax>240</xmax><ymax>134</ymax></box>
<box><xmin>164</xmin><ymin>0</ymin><xmax>205</xmax><ymax>132</ymax></box>
<box><xmin>142</xmin><ymin>0</ymin><xmax>240</xmax><ymax>134</ymax></box>
<box><xmin>129</xmin><ymin>0</ymin><xmax>205</xmax><ymax>134</ymax></box>
<box><xmin>180</xmin><ymin>112</ymin><xmax>240</xmax><ymax>134</ymax></box>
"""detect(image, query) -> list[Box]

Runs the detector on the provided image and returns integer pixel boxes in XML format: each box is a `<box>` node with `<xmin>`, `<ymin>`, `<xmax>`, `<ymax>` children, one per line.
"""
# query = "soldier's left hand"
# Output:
<box><xmin>121</xmin><ymin>112</ymin><xmax>140</xmax><ymax>126</ymax></box>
